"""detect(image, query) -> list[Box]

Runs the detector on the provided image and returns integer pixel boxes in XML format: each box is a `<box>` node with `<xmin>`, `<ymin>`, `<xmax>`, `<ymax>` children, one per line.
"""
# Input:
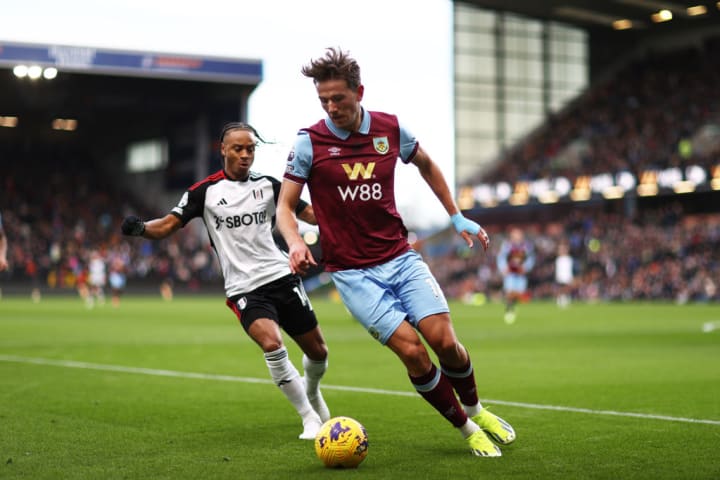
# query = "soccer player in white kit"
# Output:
<box><xmin>86</xmin><ymin>250</ymin><xmax>107</xmax><ymax>308</ymax></box>
<box><xmin>555</xmin><ymin>242</ymin><xmax>574</xmax><ymax>308</ymax></box>
<box><xmin>122</xmin><ymin>123</ymin><xmax>330</xmax><ymax>440</ymax></box>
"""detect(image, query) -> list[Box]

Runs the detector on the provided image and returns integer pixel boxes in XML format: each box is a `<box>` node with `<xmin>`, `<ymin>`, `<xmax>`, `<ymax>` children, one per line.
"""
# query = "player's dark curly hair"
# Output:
<box><xmin>220</xmin><ymin>122</ymin><xmax>269</xmax><ymax>144</ymax></box>
<box><xmin>301</xmin><ymin>47</ymin><xmax>361</xmax><ymax>90</ymax></box>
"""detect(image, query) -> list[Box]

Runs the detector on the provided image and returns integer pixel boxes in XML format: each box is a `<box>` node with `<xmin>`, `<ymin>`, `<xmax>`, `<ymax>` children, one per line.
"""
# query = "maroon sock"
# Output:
<box><xmin>441</xmin><ymin>359</ymin><xmax>479</xmax><ymax>407</ymax></box>
<box><xmin>409</xmin><ymin>364</ymin><xmax>468</xmax><ymax>427</ymax></box>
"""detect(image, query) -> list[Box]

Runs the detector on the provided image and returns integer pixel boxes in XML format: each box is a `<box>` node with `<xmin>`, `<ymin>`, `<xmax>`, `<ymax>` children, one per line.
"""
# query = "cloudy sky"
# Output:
<box><xmin>1</xmin><ymin>0</ymin><xmax>455</xmax><ymax>230</ymax></box>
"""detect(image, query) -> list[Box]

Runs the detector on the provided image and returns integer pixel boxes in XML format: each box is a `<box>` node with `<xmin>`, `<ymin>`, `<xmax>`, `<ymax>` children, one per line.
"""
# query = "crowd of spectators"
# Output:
<box><xmin>0</xmin><ymin>162</ymin><xmax>222</xmax><ymax>299</ymax></box>
<box><xmin>2</xmin><ymin>42</ymin><xmax>719</xmax><ymax>304</ymax></box>
<box><xmin>480</xmin><ymin>42</ymin><xmax>720</xmax><ymax>186</ymax></box>
<box><xmin>0</xmin><ymin>161</ymin><xmax>718</xmax><ymax>305</ymax></box>
<box><xmin>423</xmin><ymin>203</ymin><xmax>719</xmax><ymax>304</ymax></box>
<box><xmin>426</xmin><ymin>40</ymin><xmax>720</xmax><ymax>305</ymax></box>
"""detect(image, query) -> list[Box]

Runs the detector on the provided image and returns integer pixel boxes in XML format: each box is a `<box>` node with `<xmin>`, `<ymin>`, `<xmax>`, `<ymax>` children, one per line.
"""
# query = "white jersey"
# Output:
<box><xmin>555</xmin><ymin>254</ymin><xmax>574</xmax><ymax>285</ymax></box>
<box><xmin>171</xmin><ymin>169</ymin><xmax>308</xmax><ymax>297</ymax></box>
<box><xmin>89</xmin><ymin>256</ymin><xmax>107</xmax><ymax>287</ymax></box>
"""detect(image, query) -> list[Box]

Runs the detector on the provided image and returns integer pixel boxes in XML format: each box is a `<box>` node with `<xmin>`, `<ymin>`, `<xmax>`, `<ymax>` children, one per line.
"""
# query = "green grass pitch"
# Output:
<box><xmin>1</xmin><ymin>296</ymin><xmax>719</xmax><ymax>479</ymax></box>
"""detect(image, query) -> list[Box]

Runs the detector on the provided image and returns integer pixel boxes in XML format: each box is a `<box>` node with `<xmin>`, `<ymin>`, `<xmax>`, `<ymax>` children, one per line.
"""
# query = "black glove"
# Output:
<box><xmin>121</xmin><ymin>216</ymin><xmax>146</xmax><ymax>236</ymax></box>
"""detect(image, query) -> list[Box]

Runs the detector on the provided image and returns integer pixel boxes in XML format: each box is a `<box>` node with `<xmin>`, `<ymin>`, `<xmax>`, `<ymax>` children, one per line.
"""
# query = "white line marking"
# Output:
<box><xmin>2</xmin><ymin>354</ymin><xmax>719</xmax><ymax>426</ymax></box>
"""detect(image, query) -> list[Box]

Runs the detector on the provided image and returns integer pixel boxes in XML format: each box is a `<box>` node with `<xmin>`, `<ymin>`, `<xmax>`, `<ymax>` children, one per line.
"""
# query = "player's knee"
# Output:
<box><xmin>306</xmin><ymin>342</ymin><xmax>328</xmax><ymax>361</ymax></box>
<box><xmin>433</xmin><ymin>338</ymin><xmax>462</xmax><ymax>361</ymax></box>
<box><xmin>399</xmin><ymin>342</ymin><xmax>431</xmax><ymax>371</ymax></box>
<box><xmin>260</xmin><ymin>339</ymin><xmax>284</xmax><ymax>353</ymax></box>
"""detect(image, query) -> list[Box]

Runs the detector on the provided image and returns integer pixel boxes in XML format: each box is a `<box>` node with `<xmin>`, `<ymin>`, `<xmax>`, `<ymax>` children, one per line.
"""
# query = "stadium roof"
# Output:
<box><xmin>456</xmin><ymin>0</ymin><xmax>720</xmax><ymax>78</ymax></box>
<box><xmin>457</xmin><ymin>0</ymin><xmax>720</xmax><ymax>34</ymax></box>
<box><xmin>0</xmin><ymin>40</ymin><xmax>262</xmax><ymax>84</ymax></box>
<box><xmin>0</xmin><ymin>40</ymin><xmax>262</xmax><ymax>167</ymax></box>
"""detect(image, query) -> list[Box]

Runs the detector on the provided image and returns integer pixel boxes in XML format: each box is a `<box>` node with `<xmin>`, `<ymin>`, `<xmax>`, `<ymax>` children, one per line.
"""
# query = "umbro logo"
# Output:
<box><xmin>217</xmin><ymin>198</ymin><xmax>228</xmax><ymax>206</ymax></box>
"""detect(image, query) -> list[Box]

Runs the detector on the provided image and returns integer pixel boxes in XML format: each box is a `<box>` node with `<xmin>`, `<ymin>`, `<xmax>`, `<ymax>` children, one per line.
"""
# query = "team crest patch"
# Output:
<box><xmin>368</xmin><ymin>327</ymin><xmax>381</xmax><ymax>341</ymax></box>
<box><xmin>236</xmin><ymin>297</ymin><xmax>248</xmax><ymax>310</ymax></box>
<box><xmin>373</xmin><ymin>137</ymin><xmax>389</xmax><ymax>154</ymax></box>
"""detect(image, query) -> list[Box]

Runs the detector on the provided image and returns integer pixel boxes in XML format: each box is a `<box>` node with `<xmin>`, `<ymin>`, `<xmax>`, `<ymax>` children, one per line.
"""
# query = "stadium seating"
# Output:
<box><xmin>1</xmin><ymin>43</ymin><xmax>718</xmax><ymax>302</ymax></box>
<box><xmin>482</xmin><ymin>43</ymin><xmax>720</xmax><ymax>185</ymax></box>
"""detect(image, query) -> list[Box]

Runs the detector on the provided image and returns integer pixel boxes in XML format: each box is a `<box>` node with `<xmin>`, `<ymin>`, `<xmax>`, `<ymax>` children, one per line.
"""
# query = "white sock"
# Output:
<box><xmin>463</xmin><ymin>402</ymin><xmax>483</xmax><ymax>417</ymax></box>
<box><xmin>302</xmin><ymin>354</ymin><xmax>331</xmax><ymax>421</ymax></box>
<box><xmin>264</xmin><ymin>348</ymin><xmax>317</xmax><ymax>422</ymax></box>
<box><xmin>302</xmin><ymin>354</ymin><xmax>327</xmax><ymax>394</ymax></box>
<box><xmin>459</xmin><ymin>418</ymin><xmax>480</xmax><ymax>438</ymax></box>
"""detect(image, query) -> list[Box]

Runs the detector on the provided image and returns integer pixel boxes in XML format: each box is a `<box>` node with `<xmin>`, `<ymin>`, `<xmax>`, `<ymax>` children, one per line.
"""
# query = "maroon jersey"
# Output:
<box><xmin>507</xmin><ymin>247</ymin><xmax>527</xmax><ymax>273</ymax></box>
<box><xmin>285</xmin><ymin>111</ymin><xmax>415</xmax><ymax>271</ymax></box>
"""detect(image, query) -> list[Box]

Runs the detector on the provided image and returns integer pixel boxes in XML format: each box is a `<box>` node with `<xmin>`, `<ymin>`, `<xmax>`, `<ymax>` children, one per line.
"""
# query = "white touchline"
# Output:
<box><xmin>2</xmin><ymin>354</ymin><xmax>719</xmax><ymax>426</ymax></box>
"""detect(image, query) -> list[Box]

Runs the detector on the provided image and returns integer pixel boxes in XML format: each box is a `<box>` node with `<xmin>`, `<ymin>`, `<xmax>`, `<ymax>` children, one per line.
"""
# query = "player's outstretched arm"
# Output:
<box><xmin>411</xmin><ymin>146</ymin><xmax>489</xmax><ymax>250</ymax></box>
<box><xmin>277</xmin><ymin>181</ymin><xmax>317</xmax><ymax>275</ymax></box>
<box><xmin>121</xmin><ymin>214</ymin><xmax>181</xmax><ymax>240</ymax></box>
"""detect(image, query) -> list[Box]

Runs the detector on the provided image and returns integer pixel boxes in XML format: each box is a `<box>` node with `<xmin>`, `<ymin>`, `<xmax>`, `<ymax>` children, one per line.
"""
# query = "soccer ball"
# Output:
<box><xmin>314</xmin><ymin>416</ymin><xmax>368</xmax><ymax>468</ymax></box>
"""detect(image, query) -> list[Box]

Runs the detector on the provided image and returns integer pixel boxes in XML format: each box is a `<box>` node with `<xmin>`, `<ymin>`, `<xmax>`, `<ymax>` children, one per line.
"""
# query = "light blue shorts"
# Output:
<box><xmin>330</xmin><ymin>250</ymin><xmax>449</xmax><ymax>344</ymax></box>
<box><xmin>503</xmin><ymin>274</ymin><xmax>528</xmax><ymax>293</ymax></box>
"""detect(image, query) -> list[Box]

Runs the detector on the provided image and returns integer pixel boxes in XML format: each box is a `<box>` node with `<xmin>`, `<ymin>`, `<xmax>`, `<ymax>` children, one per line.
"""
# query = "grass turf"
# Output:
<box><xmin>1</xmin><ymin>296</ymin><xmax>719</xmax><ymax>479</ymax></box>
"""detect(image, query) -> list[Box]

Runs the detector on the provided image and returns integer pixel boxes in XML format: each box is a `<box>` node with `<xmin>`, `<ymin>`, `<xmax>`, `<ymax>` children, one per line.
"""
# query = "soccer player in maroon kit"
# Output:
<box><xmin>497</xmin><ymin>228</ymin><xmax>536</xmax><ymax>324</ymax></box>
<box><xmin>277</xmin><ymin>47</ymin><xmax>515</xmax><ymax>457</ymax></box>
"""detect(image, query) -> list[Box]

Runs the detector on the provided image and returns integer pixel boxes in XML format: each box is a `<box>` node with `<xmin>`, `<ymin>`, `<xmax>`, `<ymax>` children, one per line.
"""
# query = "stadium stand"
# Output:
<box><xmin>430</xmin><ymin>36</ymin><xmax>720</xmax><ymax>303</ymax></box>
<box><xmin>481</xmin><ymin>41</ymin><xmax>720</xmax><ymax>185</ymax></box>
<box><xmin>3</xmin><ymin>147</ymin><xmax>716</xmax><ymax>303</ymax></box>
<box><xmin>0</xmin><ymin>158</ymin><xmax>222</xmax><ymax>298</ymax></box>
<box><xmin>0</xmin><ymin>41</ymin><xmax>260</xmax><ymax>298</ymax></box>
<box><xmin>423</xmin><ymin>203</ymin><xmax>720</xmax><ymax>303</ymax></box>
<box><xmin>1</xmin><ymin>32</ymin><xmax>718</xmax><ymax>303</ymax></box>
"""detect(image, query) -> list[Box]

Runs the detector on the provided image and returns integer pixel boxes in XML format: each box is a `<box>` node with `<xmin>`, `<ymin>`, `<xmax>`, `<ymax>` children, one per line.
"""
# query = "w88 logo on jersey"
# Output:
<box><xmin>337</xmin><ymin>183</ymin><xmax>383</xmax><ymax>202</ymax></box>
